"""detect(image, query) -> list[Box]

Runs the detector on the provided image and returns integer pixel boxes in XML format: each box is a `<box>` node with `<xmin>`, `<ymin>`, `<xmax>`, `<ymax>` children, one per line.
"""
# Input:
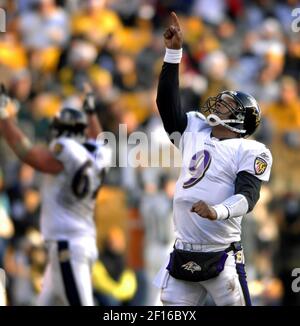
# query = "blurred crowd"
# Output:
<box><xmin>1</xmin><ymin>0</ymin><xmax>300</xmax><ymax>306</ymax></box>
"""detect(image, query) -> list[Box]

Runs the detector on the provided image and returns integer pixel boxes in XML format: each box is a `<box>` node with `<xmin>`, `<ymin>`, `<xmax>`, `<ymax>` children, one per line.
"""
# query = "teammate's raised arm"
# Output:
<box><xmin>0</xmin><ymin>85</ymin><xmax>63</xmax><ymax>174</ymax></box>
<box><xmin>82</xmin><ymin>82</ymin><xmax>102</xmax><ymax>140</ymax></box>
<box><xmin>156</xmin><ymin>12</ymin><xmax>187</xmax><ymax>139</ymax></box>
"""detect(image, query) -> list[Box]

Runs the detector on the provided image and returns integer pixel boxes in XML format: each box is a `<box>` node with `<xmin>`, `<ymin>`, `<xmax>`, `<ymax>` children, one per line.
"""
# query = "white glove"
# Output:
<box><xmin>0</xmin><ymin>84</ymin><xmax>10</xmax><ymax>119</ymax></box>
<box><xmin>0</xmin><ymin>84</ymin><xmax>19</xmax><ymax>120</ymax></box>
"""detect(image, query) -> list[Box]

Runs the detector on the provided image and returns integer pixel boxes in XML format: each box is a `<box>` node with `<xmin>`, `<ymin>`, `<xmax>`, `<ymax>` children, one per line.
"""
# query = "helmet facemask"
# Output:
<box><xmin>201</xmin><ymin>93</ymin><xmax>246</xmax><ymax>135</ymax></box>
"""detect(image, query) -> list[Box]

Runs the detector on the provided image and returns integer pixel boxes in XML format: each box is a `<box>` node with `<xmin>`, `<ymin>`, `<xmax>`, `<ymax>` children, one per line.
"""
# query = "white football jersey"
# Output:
<box><xmin>173</xmin><ymin>112</ymin><xmax>272</xmax><ymax>245</ymax></box>
<box><xmin>40</xmin><ymin>137</ymin><xmax>111</xmax><ymax>243</ymax></box>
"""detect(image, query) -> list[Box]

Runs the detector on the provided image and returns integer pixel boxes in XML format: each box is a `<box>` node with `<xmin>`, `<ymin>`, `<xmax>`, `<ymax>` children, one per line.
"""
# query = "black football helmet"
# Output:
<box><xmin>50</xmin><ymin>107</ymin><xmax>87</xmax><ymax>140</ymax></box>
<box><xmin>201</xmin><ymin>90</ymin><xmax>261</xmax><ymax>137</ymax></box>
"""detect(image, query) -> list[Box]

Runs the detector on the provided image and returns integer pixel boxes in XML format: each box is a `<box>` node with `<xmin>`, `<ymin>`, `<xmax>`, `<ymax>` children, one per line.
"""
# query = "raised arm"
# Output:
<box><xmin>156</xmin><ymin>12</ymin><xmax>187</xmax><ymax>136</ymax></box>
<box><xmin>0</xmin><ymin>87</ymin><xmax>63</xmax><ymax>174</ymax></box>
<box><xmin>82</xmin><ymin>82</ymin><xmax>102</xmax><ymax>140</ymax></box>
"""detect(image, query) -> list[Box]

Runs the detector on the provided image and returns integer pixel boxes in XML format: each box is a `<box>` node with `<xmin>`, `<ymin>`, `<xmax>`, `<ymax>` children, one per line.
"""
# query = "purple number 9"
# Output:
<box><xmin>183</xmin><ymin>150</ymin><xmax>211</xmax><ymax>189</ymax></box>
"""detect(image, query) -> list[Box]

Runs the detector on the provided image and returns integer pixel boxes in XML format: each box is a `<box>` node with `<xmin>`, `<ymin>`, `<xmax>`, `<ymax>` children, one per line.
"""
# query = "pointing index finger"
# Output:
<box><xmin>170</xmin><ymin>11</ymin><xmax>181</xmax><ymax>29</ymax></box>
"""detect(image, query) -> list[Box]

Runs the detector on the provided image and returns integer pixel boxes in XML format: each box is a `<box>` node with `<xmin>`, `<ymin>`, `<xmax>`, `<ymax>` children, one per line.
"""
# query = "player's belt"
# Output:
<box><xmin>227</xmin><ymin>241</ymin><xmax>243</xmax><ymax>252</ymax></box>
<box><xmin>174</xmin><ymin>239</ymin><xmax>242</xmax><ymax>253</ymax></box>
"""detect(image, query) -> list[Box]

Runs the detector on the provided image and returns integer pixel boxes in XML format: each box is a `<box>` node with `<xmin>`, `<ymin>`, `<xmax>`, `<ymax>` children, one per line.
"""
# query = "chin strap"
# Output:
<box><xmin>206</xmin><ymin>114</ymin><xmax>246</xmax><ymax>134</ymax></box>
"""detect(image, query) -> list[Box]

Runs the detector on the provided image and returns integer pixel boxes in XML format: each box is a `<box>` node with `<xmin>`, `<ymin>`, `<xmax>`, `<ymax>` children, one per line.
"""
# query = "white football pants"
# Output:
<box><xmin>38</xmin><ymin>239</ymin><xmax>97</xmax><ymax>306</ymax></box>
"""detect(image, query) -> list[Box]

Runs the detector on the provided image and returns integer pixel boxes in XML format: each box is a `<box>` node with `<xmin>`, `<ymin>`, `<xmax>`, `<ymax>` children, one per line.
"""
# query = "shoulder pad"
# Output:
<box><xmin>195</xmin><ymin>112</ymin><xmax>207</xmax><ymax>121</ymax></box>
<box><xmin>186</xmin><ymin>111</ymin><xmax>206</xmax><ymax>121</ymax></box>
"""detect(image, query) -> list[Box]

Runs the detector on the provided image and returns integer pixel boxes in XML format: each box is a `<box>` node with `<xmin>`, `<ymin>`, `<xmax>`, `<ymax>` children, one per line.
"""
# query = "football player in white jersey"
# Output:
<box><xmin>153</xmin><ymin>13</ymin><xmax>273</xmax><ymax>306</ymax></box>
<box><xmin>0</xmin><ymin>84</ymin><xmax>111</xmax><ymax>306</ymax></box>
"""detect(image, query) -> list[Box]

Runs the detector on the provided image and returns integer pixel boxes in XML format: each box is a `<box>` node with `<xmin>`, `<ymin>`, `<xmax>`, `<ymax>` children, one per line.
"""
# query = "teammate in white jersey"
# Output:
<box><xmin>0</xmin><ymin>84</ymin><xmax>110</xmax><ymax>306</ymax></box>
<box><xmin>153</xmin><ymin>13</ymin><xmax>273</xmax><ymax>306</ymax></box>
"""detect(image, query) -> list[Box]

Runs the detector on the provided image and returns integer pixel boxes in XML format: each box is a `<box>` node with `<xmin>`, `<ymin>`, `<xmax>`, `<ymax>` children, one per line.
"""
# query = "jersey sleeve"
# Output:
<box><xmin>156</xmin><ymin>62</ymin><xmax>187</xmax><ymax>136</ymax></box>
<box><xmin>50</xmin><ymin>138</ymin><xmax>83</xmax><ymax>174</ymax></box>
<box><xmin>237</xmin><ymin>141</ymin><xmax>273</xmax><ymax>182</ymax></box>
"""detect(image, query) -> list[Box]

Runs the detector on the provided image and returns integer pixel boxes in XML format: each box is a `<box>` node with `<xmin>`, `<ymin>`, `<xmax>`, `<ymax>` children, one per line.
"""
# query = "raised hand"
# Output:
<box><xmin>82</xmin><ymin>82</ymin><xmax>95</xmax><ymax>114</ymax></box>
<box><xmin>163</xmin><ymin>12</ymin><xmax>183</xmax><ymax>50</ymax></box>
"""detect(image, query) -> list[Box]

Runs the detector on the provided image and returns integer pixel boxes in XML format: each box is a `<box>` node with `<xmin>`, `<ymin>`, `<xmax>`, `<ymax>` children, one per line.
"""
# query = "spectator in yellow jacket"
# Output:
<box><xmin>92</xmin><ymin>227</ymin><xmax>137</xmax><ymax>306</ymax></box>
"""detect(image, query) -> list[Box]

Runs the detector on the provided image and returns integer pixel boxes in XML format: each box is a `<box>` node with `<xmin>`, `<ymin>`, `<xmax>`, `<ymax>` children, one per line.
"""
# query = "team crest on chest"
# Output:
<box><xmin>254</xmin><ymin>157</ymin><xmax>267</xmax><ymax>175</ymax></box>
